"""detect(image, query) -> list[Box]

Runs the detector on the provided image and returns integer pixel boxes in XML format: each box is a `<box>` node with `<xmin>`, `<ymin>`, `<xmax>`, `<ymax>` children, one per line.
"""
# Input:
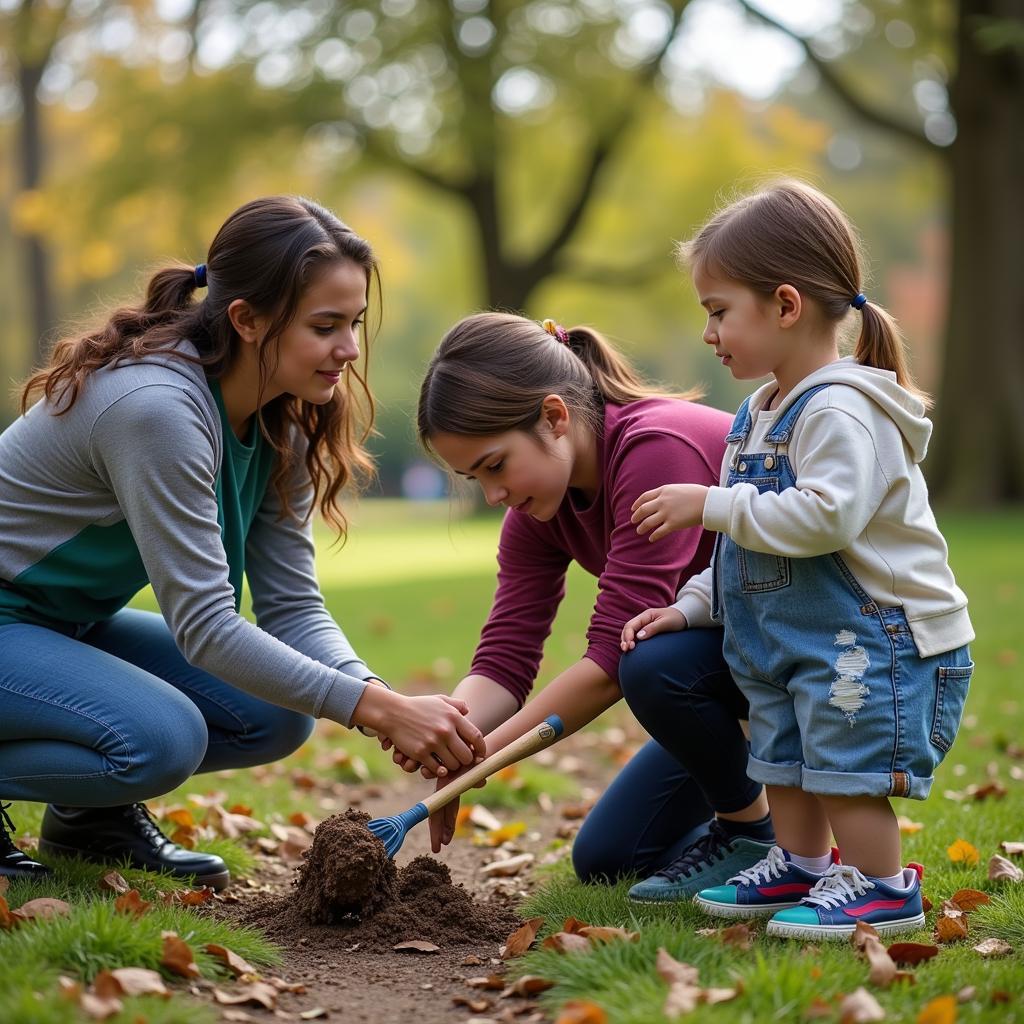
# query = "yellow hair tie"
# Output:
<box><xmin>542</xmin><ymin>318</ymin><xmax>569</xmax><ymax>345</ymax></box>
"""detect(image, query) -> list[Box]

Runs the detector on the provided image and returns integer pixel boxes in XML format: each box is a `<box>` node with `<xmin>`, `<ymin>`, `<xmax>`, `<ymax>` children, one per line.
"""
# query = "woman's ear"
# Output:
<box><xmin>228</xmin><ymin>298</ymin><xmax>261</xmax><ymax>345</ymax></box>
<box><xmin>540</xmin><ymin>394</ymin><xmax>571</xmax><ymax>438</ymax></box>
<box><xmin>775</xmin><ymin>284</ymin><xmax>802</xmax><ymax>328</ymax></box>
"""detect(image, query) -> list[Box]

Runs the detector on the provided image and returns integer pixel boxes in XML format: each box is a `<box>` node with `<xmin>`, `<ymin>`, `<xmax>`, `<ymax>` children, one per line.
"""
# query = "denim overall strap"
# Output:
<box><xmin>725</xmin><ymin>397</ymin><xmax>753</xmax><ymax>445</ymax></box>
<box><xmin>763</xmin><ymin>384</ymin><xmax>833</xmax><ymax>445</ymax></box>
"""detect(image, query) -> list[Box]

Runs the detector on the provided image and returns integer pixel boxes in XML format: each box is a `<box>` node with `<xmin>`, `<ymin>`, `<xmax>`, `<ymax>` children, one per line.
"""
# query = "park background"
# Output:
<box><xmin>2</xmin><ymin>2</ymin><xmax>1024</xmax><ymax>1023</ymax></box>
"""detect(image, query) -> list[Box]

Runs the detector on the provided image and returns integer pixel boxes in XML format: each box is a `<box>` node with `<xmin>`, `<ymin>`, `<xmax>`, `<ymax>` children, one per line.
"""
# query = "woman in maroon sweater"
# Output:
<box><xmin>410</xmin><ymin>312</ymin><xmax>773</xmax><ymax>900</ymax></box>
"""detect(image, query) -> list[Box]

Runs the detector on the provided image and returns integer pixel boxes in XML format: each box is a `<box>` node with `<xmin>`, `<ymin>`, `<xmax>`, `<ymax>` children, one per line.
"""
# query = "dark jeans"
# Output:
<box><xmin>572</xmin><ymin>628</ymin><xmax>761</xmax><ymax>883</ymax></box>
<box><xmin>0</xmin><ymin>609</ymin><xmax>314</xmax><ymax>806</ymax></box>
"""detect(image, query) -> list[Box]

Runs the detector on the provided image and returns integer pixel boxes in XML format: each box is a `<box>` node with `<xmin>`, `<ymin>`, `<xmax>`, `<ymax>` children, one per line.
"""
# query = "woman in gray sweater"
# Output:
<box><xmin>0</xmin><ymin>196</ymin><xmax>482</xmax><ymax>888</ymax></box>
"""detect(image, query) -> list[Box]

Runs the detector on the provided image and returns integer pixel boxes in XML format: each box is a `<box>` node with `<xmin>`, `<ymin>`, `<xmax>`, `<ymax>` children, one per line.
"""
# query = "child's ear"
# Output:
<box><xmin>540</xmin><ymin>394</ymin><xmax>571</xmax><ymax>438</ymax></box>
<box><xmin>775</xmin><ymin>284</ymin><xmax>802</xmax><ymax>327</ymax></box>
<box><xmin>227</xmin><ymin>299</ymin><xmax>261</xmax><ymax>344</ymax></box>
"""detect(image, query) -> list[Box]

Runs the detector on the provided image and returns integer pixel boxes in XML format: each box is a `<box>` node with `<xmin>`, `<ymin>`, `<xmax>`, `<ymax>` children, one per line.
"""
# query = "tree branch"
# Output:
<box><xmin>735</xmin><ymin>0</ymin><xmax>939</xmax><ymax>154</ymax></box>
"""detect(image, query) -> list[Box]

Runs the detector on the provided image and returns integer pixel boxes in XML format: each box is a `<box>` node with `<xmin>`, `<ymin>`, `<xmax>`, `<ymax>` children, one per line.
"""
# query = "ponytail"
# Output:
<box><xmin>854</xmin><ymin>301</ymin><xmax>931</xmax><ymax>407</ymax></box>
<box><xmin>21</xmin><ymin>262</ymin><xmax>203</xmax><ymax>414</ymax></box>
<box><xmin>419</xmin><ymin>312</ymin><xmax>701</xmax><ymax>448</ymax></box>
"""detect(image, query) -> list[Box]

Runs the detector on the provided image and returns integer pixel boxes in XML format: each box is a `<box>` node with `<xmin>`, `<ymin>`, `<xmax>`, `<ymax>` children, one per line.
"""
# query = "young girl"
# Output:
<box><xmin>405</xmin><ymin>311</ymin><xmax>779</xmax><ymax>893</ymax></box>
<box><xmin>623</xmin><ymin>181</ymin><xmax>974</xmax><ymax>938</ymax></box>
<box><xmin>0</xmin><ymin>195</ymin><xmax>482</xmax><ymax>887</ymax></box>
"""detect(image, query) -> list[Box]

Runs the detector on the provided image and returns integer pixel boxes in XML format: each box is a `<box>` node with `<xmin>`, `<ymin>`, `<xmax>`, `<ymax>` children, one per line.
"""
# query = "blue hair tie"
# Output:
<box><xmin>851</xmin><ymin>292</ymin><xmax>867</xmax><ymax>310</ymax></box>
<box><xmin>194</xmin><ymin>263</ymin><xmax>208</xmax><ymax>288</ymax></box>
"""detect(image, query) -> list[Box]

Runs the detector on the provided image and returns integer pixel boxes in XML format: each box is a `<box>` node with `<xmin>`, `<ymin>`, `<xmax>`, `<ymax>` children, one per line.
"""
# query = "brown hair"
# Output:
<box><xmin>417</xmin><ymin>312</ymin><xmax>702</xmax><ymax>449</ymax></box>
<box><xmin>678</xmin><ymin>180</ymin><xmax>928</xmax><ymax>404</ymax></box>
<box><xmin>21</xmin><ymin>195</ymin><xmax>379</xmax><ymax>534</ymax></box>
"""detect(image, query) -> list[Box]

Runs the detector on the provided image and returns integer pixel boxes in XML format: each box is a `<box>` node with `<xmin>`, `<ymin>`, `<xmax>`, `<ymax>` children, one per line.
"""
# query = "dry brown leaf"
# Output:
<box><xmin>949</xmin><ymin>888</ymin><xmax>990</xmax><ymax>912</ymax></box>
<box><xmin>1000</xmin><ymin>841</ymin><xmax>1024</xmax><ymax>857</ymax></box>
<box><xmin>500</xmin><ymin>917</ymin><xmax>544</xmax><ymax>959</ymax></box>
<box><xmin>934</xmin><ymin>913</ymin><xmax>969</xmax><ymax>944</ymax></box>
<box><xmin>79</xmin><ymin>991</ymin><xmax>123</xmax><ymax>1021</ymax></box>
<box><xmin>887</xmin><ymin>942</ymin><xmax>939</xmax><ymax>965</ymax></box>
<box><xmin>560</xmin><ymin>803</ymin><xmax>590</xmax><ymax>820</ymax></box>
<box><xmin>98</xmin><ymin>871</ymin><xmax>130</xmax><ymax>894</ymax></box>
<box><xmin>475</xmin><ymin>822</ymin><xmax>527</xmax><ymax>847</ymax></box>
<box><xmin>57</xmin><ymin>976</ymin><xmax>81</xmax><ymax>1001</ymax></box>
<box><xmin>299</xmin><ymin>1009</ymin><xmax>329</xmax><ymax>1020</ymax></box>
<box><xmin>956</xmin><ymin>986</ymin><xmax>976</xmax><ymax>1003</ymax></box>
<box><xmin>106</xmin><ymin>967</ymin><xmax>170</xmax><ymax>998</ymax></box>
<box><xmin>851</xmin><ymin>920</ymin><xmax>881</xmax><ymax>952</ymax></box>
<box><xmin>267</xmin><ymin>977</ymin><xmax>306</xmax><ymax>993</ymax></box>
<box><xmin>946</xmin><ymin>839</ymin><xmax>980</xmax><ymax>866</ymax></box>
<box><xmin>717</xmin><ymin>923</ymin><xmax>754</xmax><ymax>949</ymax></box>
<box><xmin>988</xmin><ymin>854</ymin><xmax>1024</xmax><ymax>882</ymax></box>
<box><xmin>468</xmin><ymin>804</ymin><xmax>503</xmax><ymax>831</ymax></box>
<box><xmin>113</xmin><ymin>889</ymin><xmax>151</xmax><ymax>917</ymax></box>
<box><xmin>863</xmin><ymin>936</ymin><xmax>898</xmax><ymax>987</ymax></box>
<box><xmin>970</xmin><ymin>781</ymin><xmax>1007</xmax><ymax>800</ymax></box>
<box><xmin>170</xmin><ymin>886</ymin><xmax>216</xmax><ymax>907</ymax></box>
<box><xmin>0</xmin><ymin>894</ymin><xmax>19</xmax><ymax>930</ymax></box>
<box><xmin>206</xmin><ymin>942</ymin><xmax>257</xmax><ymax>977</ymax></box>
<box><xmin>480</xmin><ymin>853</ymin><xmax>535</xmax><ymax>877</ymax></box>
<box><xmin>973</xmin><ymin>937</ymin><xmax>1013</xmax><ymax>957</ymax></box>
<box><xmin>453</xmin><ymin>995</ymin><xmax>493</xmax><ymax>1012</ymax></box>
<box><xmin>991</xmin><ymin>990</ymin><xmax>1011</xmax><ymax>1003</ymax></box>
<box><xmin>165</xmin><ymin>807</ymin><xmax>195</xmax><ymax>828</ymax></box>
<box><xmin>13</xmin><ymin>897</ymin><xmax>72</xmax><ymax>923</ymax></box>
<box><xmin>562</xmin><ymin>916</ymin><xmax>589</xmax><ymax>934</ymax></box>
<box><xmin>838</xmin><ymin>986</ymin><xmax>886</xmax><ymax>1023</ymax></box>
<box><xmin>655</xmin><ymin>948</ymin><xmax>699</xmax><ymax>987</ymax></box>
<box><xmin>916</xmin><ymin>994</ymin><xmax>957</xmax><ymax>1024</ymax></box>
<box><xmin>160</xmin><ymin>932</ymin><xmax>201</xmax><ymax>978</ymax></box>
<box><xmin>577</xmin><ymin>925</ymin><xmax>640</xmax><ymax>944</ymax></box>
<box><xmin>461</xmin><ymin>954</ymin><xmax>485</xmax><ymax>966</ymax></box>
<box><xmin>663</xmin><ymin>983</ymin><xmax>701</xmax><ymax>1019</ymax></box>
<box><xmin>207</xmin><ymin>804</ymin><xmax>265</xmax><ymax>839</ymax></box>
<box><xmin>541</xmin><ymin>931</ymin><xmax>592</xmax><ymax>954</ymax></box>
<box><xmin>702</xmin><ymin>987</ymin><xmax>740</xmax><ymax>1006</ymax></box>
<box><xmin>466</xmin><ymin>975</ymin><xmax>507</xmax><ymax>990</ymax></box>
<box><xmin>502</xmin><ymin>975</ymin><xmax>555</xmax><ymax>997</ymax></box>
<box><xmin>212</xmin><ymin>982</ymin><xmax>279</xmax><ymax>1009</ymax></box>
<box><xmin>554</xmin><ymin>1001</ymin><xmax>608</xmax><ymax>1024</ymax></box>
<box><xmin>393</xmin><ymin>940</ymin><xmax>440</xmax><ymax>953</ymax></box>
<box><xmin>896</xmin><ymin>816</ymin><xmax>924</xmax><ymax>834</ymax></box>
<box><xmin>805</xmin><ymin>996</ymin><xmax>834</xmax><ymax>1019</ymax></box>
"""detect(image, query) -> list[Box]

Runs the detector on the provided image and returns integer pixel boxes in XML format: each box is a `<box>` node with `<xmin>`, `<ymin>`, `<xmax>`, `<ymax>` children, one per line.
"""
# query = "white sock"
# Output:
<box><xmin>873</xmin><ymin>870</ymin><xmax>907</xmax><ymax>888</ymax></box>
<box><xmin>786</xmin><ymin>850</ymin><xmax>833</xmax><ymax>873</ymax></box>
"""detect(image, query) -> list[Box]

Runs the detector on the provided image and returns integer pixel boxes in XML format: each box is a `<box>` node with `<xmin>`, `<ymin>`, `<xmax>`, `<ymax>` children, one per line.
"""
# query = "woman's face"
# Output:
<box><xmin>431</xmin><ymin>420</ymin><xmax>573</xmax><ymax>522</ymax></box>
<box><xmin>260</xmin><ymin>259</ymin><xmax>368</xmax><ymax>404</ymax></box>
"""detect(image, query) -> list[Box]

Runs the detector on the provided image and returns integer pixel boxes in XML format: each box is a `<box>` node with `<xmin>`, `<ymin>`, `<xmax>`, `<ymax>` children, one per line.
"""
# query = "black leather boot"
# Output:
<box><xmin>39</xmin><ymin>803</ymin><xmax>230</xmax><ymax>890</ymax></box>
<box><xmin>1</xmin><ymin>802</ymin><xmax>53</xmax><ymax>881</ymax></box>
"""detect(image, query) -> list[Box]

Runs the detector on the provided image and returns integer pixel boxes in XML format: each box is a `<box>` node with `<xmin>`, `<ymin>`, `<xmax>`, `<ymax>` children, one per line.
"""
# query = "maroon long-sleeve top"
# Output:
<box><xmin>470</xmin><ymin>397</ymin><xmax>732</xmax><ymax>706</ymax></box>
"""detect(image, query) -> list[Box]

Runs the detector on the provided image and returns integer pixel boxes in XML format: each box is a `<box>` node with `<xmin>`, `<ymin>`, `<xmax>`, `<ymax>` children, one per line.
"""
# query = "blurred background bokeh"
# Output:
<box><xmin>2</xmin><ymin>0</ymin><xmax>1021</xmax><ymax>505</ymax></box>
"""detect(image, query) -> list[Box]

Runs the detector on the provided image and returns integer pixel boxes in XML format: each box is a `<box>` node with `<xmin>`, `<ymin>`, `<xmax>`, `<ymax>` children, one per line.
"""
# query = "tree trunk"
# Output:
<box><xmin>928</xmin><ymin>0</ymin><xmax>1024</xmax><ymax>503</ymax></box>
<box><xmin>17</xmin><ymin>60</ymin><xmax>55</xmax><ymax>369</ymax></box>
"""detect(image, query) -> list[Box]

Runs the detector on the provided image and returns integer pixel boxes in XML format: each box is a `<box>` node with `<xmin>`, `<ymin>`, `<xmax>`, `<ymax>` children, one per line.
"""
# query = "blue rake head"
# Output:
<box><xmin>366</xmin><ymin>802</ymin><xmax>430</xmax><ymax>858</ymax></box>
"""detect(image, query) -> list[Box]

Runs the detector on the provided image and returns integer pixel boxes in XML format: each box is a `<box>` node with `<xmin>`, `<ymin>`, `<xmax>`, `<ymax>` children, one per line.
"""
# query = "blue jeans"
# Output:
<box><xmin>0</xmin><ymin>609</ymin><xmax>314</xmax><ymax>807</ymax></box>
<box><xmin>572</xmin><ymin>628</ymin><xmax>762</xmax><ymax>882</ymax></box>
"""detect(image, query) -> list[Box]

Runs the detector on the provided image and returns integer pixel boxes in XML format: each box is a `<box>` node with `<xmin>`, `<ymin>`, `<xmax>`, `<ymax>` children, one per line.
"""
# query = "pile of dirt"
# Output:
<box><xmin>242</xmin><ymin>810</ymin><xmax>521</xmax><ymax>954</ymax></box>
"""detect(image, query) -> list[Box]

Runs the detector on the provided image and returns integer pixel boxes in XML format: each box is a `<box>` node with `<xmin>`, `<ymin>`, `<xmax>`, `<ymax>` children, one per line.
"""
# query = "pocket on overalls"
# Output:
<box><xmin>736</xmin><ymin>477</ymin><xmax>790</xmax><ymax>593</ymax></box>
<box><xmin>930</xmin><ymin>659</ymin><xmax>974</xmax><ymax>753</ymax></box>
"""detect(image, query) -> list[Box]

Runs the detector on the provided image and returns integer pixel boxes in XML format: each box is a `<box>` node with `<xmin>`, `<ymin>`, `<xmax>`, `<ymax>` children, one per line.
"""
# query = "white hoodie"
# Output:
<box><xmin>673</xmin><ymin>357</ymin><xmax>974</xmax><ymax>658</ymax></box>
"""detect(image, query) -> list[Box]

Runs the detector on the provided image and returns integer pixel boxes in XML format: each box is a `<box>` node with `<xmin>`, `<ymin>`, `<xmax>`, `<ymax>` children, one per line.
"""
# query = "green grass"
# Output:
<box><xmin>511</xmin><ymin>509</ymin><xmax>1024</xmax><ymax>1023</ymax></box>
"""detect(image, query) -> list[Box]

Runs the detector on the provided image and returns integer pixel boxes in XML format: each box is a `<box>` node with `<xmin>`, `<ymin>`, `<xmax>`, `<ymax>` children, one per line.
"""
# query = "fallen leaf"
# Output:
<box><xmin>475</xmin><ymin>822</ymin><xmax>527</xmax><ymax>847</ymax></box>
<box><xmin>887</xmin><ymin>943</ymin><xmax>939</xmax><ymax>966</ymax></box>
<box><xmin>973</xmin><ymin>937</ymin><xmax>1013</xmax><ymax>958</ymax></box>
<box><xmin>554</xmin><ymin>1001</ymin><xmax>608</xmax><ymax>1024</ymax></box>
<box><xmin>502</xmin><ymin>975</ymin><xmax>555</xmax><ymax>997</ymax></box>
<box><xmin>58</xmin><ymin>976</ymin><xmax>81</xmax><ymax>1000</ymax></box>
<box><xmin>1000</xmin><ymin>841</ymin><xmax>1024</xmax><ymax>857</ymax></box>
<box><xmin>461</xmin><ymin>955</ymin><xmax>485</xmax><ymax>966</ymax></box>
<box><xmin>469</xmin><ymin>804</ymin><xmax>503</xmax><ymax>831</ymax></box>
<box><xmin>501</xmin><ymin>917</ymin><xmax>544</xmax><ymax>958</ymax></box>
<box><xmin>922</xmin><ymin>894</ymin><xmax>933</xmax><ymax>912</ymax></box>
<box><xmin>862</xmin><ymin>936</ymin><xmax>898</xmax><ymax>987</ymax></box>
<box><xmin>0</xmin><ymin>878</ymin><xmax>8</xmax><ymax>896</ymax></box>
<box><xmin>13</xmin><ymin>897</ymin><xmax>72</xmax><ymax>922</ymax></box>
<box><xmin>916</xmin><ymin>994</ymin><xmax>957</xmax><ymax>1024</ymax></box>
<box><xmin>562</xmin><ymin>916</ymin><xmax>589</xmax><ymax>934</ymax></box>
<box><xmin>946</xmin><ymin>839</ymin><xmax>980</xmax><ymax>866</ymax></box>
<box><xmin>851</xmin><ymin>920</ymin><xmax>882</xmax><ymax>952</ymax></box>
<box><xmin>212</xmin><ymin>982</ymin><xmax>278</xmax><ymax>1010</ymax></box>
<box><xmin>79</xmin><ymin>990</ymin><xmax>123</xmax><ymax>1020</ymax></box>
<box><xmin>206</xmin><ymin>943</ymin><xmax>257</xmax><ymax>977</ymax></box>
<box><xmin>466</xmin><ymin>975</ymin><xmax>506</xmax><ymax>990</ymax></box>
<box><xmin>165</xmin><ymin>807</ymin><xmax>196</xmax><ymax>828</ymax></box>
<box><xmin>393</xmin><ymin>940</ymin><xmax>440</xmax><ymax>953</ymax></box>
<box><xmin>480</xmin><ymin>853</ymin><xmax>535</xmax><ymax>877</ymax></box>
<box><xmin>170</xmin><ymin>886</ymin><xmax>217</xmax><ymax>907</ymax></box>
<box><xmin>98</xmin><ymin>871</ymin><xmax>130</xmax><ymax>894</ymax></box>
<box><xmin>267</xmin><ymin>977</ymin><xmax>306</xmax><ymax>993</ymax></box>
<box><xmin>934</xmin><ymin>913</ymin><xmax>969</xmax><ymax>944</ymax></box>
<box><xmin>560</xmin><ymin>803</ymin><xmax>590</xmax><ymax>820</ymax></box>
<box><xmin>578</xmin><ymin>925</ymin><xmax>640</xmax><ymax>945</ymax></box>
<box><xmin>453</xmin><ymin>995</ymin><xmax>493</xmax><ymax>1012</ymax></box>
<box><xmin>208</xmin><ymin>804</ymin><xmax>265</xmax><ymax>839</ymax></box>
<box><xmin>949</xmin><ymin>889</ymin><xmax>989</xmax><ymax>912</ymax></box>
<box><xmin>806</xmin><ymin>996</ymin><xmax>834</xmax><ymax>1019</ymax></box>
<box><xmin>991</xmin><ymin>990</ymin><xmax>1011</xmax><ymax>1003</ymax></box>
<box><xmin>988</xmin><ymin>854</ymin><xmax>1024</xmax><ymax>882</ymax></box>
<box><xmin>897</xmin><ymin>816</ymin><xmax>924</xmax><ymax>834</ymax></box>
<box><xmin>113</xmin><ymin>889</ymin><xmax>151</xmax><ymax>917</ymax></box>
<box><xmin>160</xmin><ymin>932</ymin><xmax>201</xmax><ymax>978</ymax></box>
<box><xmin>104</xmin><ymin>967</ymin><xmax>170</xmax><ymax>998</ymax></box>
<box><xmin>655</xmin><ymin>948</ymin><xmax>699</xmax><ymax>988</ymax></box>
<box><xmin>0</xmin><ymin>894</ymin><xmax>19</xmax><ymax>930</ymax></box>
<box><xmin>838</xmin><ymin>986</ymin><xmax>886</xmax><ymax>1022</ymax></box>
<box><xmin>542</xmin><ymin>931</ymin><xmax>592</xmax><ymax>954</ymax></box>
<box><xmin>956</xmin><ymin>986</ymin><xmax>976</xmax><ymax>1003</ymax></box>
<box><xmin>299</xmin><ymin>1009</ymin><xmax>329</xmax><ymax>1020</ymax></box>
<box><xmin>970</xmin><ymin>781</ymin><xmax>1007</xmax><ymax>800</ymax></box>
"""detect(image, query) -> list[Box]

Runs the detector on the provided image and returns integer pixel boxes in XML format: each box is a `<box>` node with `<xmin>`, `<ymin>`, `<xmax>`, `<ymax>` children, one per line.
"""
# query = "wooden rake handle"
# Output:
<box><xmin>420</xmin><ymin>715</ymin><xmax>564</xmax><ymax>816</ymax></box>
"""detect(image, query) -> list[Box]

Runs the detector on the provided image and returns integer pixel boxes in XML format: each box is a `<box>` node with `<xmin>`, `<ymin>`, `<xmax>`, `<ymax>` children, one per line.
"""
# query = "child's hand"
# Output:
<box><xmin>631</xmin><ymin>484</ymin><xmax>709</xmax><ymax>540</ymax></box>
<box><xmin>621</xmin><ymin>607</ymin><xmax>687</xmax><ymax>650</ymax></box>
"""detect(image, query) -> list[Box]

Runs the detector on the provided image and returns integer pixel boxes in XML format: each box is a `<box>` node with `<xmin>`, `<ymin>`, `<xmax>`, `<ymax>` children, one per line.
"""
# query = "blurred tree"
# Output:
<box><xmin>736</xmin><ymin>0</ymin><xmax>1023</xmax><ymax>502</ymax></box>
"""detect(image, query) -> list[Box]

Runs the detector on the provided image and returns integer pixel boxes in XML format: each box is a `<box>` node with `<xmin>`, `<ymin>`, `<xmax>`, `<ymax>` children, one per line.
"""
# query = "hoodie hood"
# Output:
<box><xmin>748</xmin><ymin>357</ymin><xmax>931</xmax><ymax>463</ymax></box>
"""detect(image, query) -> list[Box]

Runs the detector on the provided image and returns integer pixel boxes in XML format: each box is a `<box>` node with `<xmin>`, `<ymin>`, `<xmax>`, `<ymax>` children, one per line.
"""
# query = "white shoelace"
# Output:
<box><xmin>728</xmin><ymin>844</ymin><xmax>789</xmax><ymax>886</ymax></box>
<box><xmin>803</xmin><ymin>864</ymin><xmax>874</xmax><ymax>908</ymax></box>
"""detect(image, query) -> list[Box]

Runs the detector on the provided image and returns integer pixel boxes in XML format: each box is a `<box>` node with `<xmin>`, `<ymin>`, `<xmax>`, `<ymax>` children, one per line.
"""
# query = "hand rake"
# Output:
<box><xmin>367</xmin><ymin>714</ymin><xmax>564</xmax><ymax>858</ymax></box>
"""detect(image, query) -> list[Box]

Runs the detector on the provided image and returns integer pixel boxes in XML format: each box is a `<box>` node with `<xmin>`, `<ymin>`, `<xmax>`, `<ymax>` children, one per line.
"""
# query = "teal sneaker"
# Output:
<box><xmin>694</xmin><ymin>845</ymin><xmax>839</xmax><ymax>919</ymax></box>
<box><xmin>628</xmin><ymin>820</ymin><xmax>774</xmax><ymax>904</ymax></box>
<box><xmin>766</xmin><ymin>863</ymin><xmax>925</xmax><ymax>940</ymax></box>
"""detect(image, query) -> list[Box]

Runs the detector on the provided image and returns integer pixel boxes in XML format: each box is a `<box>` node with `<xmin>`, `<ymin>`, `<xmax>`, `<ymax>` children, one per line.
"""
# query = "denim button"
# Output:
<box><xmin>764</xmin><ymin>455</ymin><xmax>775</xmax><ymax>469</ymax></box>
<box><xmin>738</xmin><ymin>462</ymin><xmax>748</xmax><ymax>472</ymax></box>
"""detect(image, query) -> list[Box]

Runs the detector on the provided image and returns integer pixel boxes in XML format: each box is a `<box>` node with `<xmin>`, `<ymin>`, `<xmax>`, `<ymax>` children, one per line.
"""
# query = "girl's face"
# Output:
<box><xmin>430</xmin><ymin>415</ymin><xmax>573</xmax><ymax>522</ymax></box>
<box><xmin>260</xmin><ymin>259</ymin><xmax>368</xmax><ymax>404</ymax></box>
<box><xmin>692</xmin><ymin>265</ymin><xmax>788</xmax><ymax>383</ymax></box>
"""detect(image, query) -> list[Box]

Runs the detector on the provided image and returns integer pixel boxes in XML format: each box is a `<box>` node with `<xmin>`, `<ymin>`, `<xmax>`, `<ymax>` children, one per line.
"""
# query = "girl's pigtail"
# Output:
<box><xmin>854</xmin><ymin>301</ymin><xmax>931</xmax><ymax>408</ymax></box>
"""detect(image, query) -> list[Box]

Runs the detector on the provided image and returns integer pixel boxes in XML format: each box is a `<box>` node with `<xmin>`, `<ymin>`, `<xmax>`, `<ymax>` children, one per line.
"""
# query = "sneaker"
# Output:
<box><xmin>39</xmin><ymin>803</ymin><xmax>230</xmax><ymax>891</ymax></box>
<box><xmin>766</xmin><ymin>862</ymin><xmax>925</xmax><ymax>940</ymax></box>
<box><xmin>694</xmin><ymin>845</ymin><xmax>839</xmax><ymax>919</ymax></box>
<box><xmin>628</xmin><ymin>820</ymin><xmax>774</xmax><ymax>904</ymax></box>
<box><xmin>0</xmin><ymin>802</ymin><xmax>52</xmax><ymax>881</ymax></box>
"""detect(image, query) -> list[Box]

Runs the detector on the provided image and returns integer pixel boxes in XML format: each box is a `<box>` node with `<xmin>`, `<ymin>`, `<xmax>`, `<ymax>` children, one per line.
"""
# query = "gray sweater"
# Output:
<box><xmin>0</xmin><ymin>343</ymin><xmax>373</xmax><ymax>725</ymax></box>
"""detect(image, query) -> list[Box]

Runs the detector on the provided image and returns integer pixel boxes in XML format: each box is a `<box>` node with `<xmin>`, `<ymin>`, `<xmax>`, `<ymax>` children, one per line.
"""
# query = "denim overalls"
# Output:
<box><xmin>712</xmin><ymin>385</ymin><xmax>973</xmax><ymax>801</ymax></box>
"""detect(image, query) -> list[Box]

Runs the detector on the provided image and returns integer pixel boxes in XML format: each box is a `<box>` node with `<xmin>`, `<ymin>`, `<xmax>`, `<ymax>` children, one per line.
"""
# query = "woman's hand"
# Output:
<box><xmin>351</xmin><ymin>687</ymin><xmax>485</xmax><ymax>775</ymax></box>
<box><xmin>427</xmin><ymin>767</ymin><xmax>487</xmax><ymax>853</ymax></box>
<box><xmin>621</xmin><ymin>606</ymin><xmax>687</xmax><ymax>651</ymax></box>
<box><xmin>631</xmin><ymin>484</ymin><xmax>708</xmax><ymax>541</ymax></box>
